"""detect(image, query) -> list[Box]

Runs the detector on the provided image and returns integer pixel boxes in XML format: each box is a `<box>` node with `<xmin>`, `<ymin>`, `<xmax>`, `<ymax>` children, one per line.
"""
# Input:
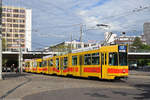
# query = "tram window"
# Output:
<box><xmin>119</xmin><ymin>52</ymin><xmax>127</xmax><ymax>66</ymax></box>
<box><xmin>56</xmin><ymin>58</ymin><xmax>59</xmax><ymax>69</ymax></box>
<box><xmin>30</xmin><ymin>62</ymin><xmax>32</xmax><ymax>67</ymax></box>
<box><xmin>84</xmin><ymin>54</ymin><xmax>92</xmax><ymax>65</ymax></box>
<box><xmin>109</xmin><ymin>53</ymin><xmax>118</xmax><ymax>66</ymax></box>
<box><xmin>39</xmin><ymin>62</ymin><xmax>42</xmax><ymax>67</ymax></box>
<box><xmin>101</xmin><ymin>53</ymin><xmax>104</xmax><ymax>65</ymax></box>
<box><xmin>92</xmin><ymin>53</ymin><xmax>99</xmax><ymax>65</ymax></box>
<box><xmin>49</xmin><ymin>59</ymin><xmax>53</xmax><ymax>66</ymax></box>
<box><xmin>33</xmin><ymin>61</ymin><xmax>37</xmax><ymax>67</ymax></box>
<box><xmin>42</xmin><ymin>61</ymin><xmax>47</xmax><ymax>67</ymax></box>
<box><xmin>25</xmin><ymin>63</ymin><xmax>28</xmax><ymax>67</ymax></box>
<box><xmin>72</xmin><ymin>56</ymin><xmax>77</xmax><ymax>66</ymax></box>
<box><xmin>63</xmin><ymin>57</ymin><xmax>68</xmax><ymax>69</ymax></box>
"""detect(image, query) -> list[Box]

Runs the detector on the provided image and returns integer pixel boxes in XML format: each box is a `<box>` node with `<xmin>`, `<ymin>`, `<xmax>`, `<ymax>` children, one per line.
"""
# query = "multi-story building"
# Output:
<box><xmin>2</xmin><ymin>6</ymin><xmax>32</xmax><ymax>52</ymax></box>
<box><xmin>144</xmin><ymin>22</ymin><xmax>150</xmax><ymax>45</ymax></box>
<box><xmin>114</xmin><ymin>34</ymin><xmax>146</xmax><ymax>45</ymax></box>
<box><xmin>45</xmin><ymin>40</ymin><xmax>100</xmax><ymax>52</ymax></box>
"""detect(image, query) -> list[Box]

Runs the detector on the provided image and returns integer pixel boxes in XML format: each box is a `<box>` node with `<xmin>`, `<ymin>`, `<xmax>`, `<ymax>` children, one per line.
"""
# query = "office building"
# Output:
<box><xmin>144</xmin><ymin>22</ymin><xmax>150</xmax><ymax>45</ymax></box>
<box><xmin>2</xmin><ymin>6</ymin><xmax>32</xmax><ymax>51</ymax></box>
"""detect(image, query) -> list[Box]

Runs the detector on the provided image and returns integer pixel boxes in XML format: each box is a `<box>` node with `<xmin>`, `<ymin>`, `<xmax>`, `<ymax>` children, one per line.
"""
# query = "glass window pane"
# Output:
<box><xmin>92</xmin><ymin>53</ymin><xmax>100</xmax><ymax>65</ymax></box>
<box><xmin>63</xmin><ymin>57</ymin><xmax>68</xmax><ymax>69</ymax></box>
<box><xmin>49</xmin><ymin>59</ymin><xmax>53</xmax><ymax>66</ymax></box>
<box><xmin>109</xmin><ymin>53</ymin><xmax>118</xmax><ymax>66</ymax></box>
<box><xmin>84</xmin><ymin>54</ymin><xmax>91</xmax><ymax>65</ymax></box>
<box><xmin>56</xmin><ymin>58</ymin><xmax>59</xmax><ymax>69</ymax></box>
<box><xmin>72</xmin><ymin>56</ymin><xmax>77</xmax><ymax>66</ymax></box>
<box><xmin>119</xmin><ymin>53</ymin><xmax>127</xmax><ymax>66</ymax></box>
<box><xmin>39</xmin><ymin>62</ymin><xmax>42</xmax><ymax>67</ymax></box>
<box><xmin>33</xmin><ymin>61</ymin><xmax>37</xmax><ymax>67</ymax></box>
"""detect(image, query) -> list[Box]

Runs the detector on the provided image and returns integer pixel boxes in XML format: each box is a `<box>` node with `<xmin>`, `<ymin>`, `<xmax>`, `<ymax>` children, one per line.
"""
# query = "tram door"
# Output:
<box><xmin>101</xmin><ymin>53</ymin><xmax>104</xmax><ymax>79</ymax></box>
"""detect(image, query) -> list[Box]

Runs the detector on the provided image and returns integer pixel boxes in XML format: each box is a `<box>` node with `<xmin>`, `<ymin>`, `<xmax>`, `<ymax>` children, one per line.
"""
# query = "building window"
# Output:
<box><xmin>7</xmin><ymin>8</ymin><xmax>12</xmax><ymax>12</ymax></box>
<box><xmin>13</xmin><ymin>29</ymin><xmax>18</xmax><ymax>32</ymax></box>
<box><xmin>2</xmin><ymin>24</ymin><xmax>5</xmax><ymax>27</ymax></box>
<box><xmin>14</xmin><ymin>34</ymin><xmax>18</xmax><ymax>37</ymax></box>
<box><xmin>7</xmin><ymin>39</ymin><xmax>12</xmax><ymax>42</ymax></box>
<box><xmin>13</xmin><ymin>14</ymin><xmax>19</xmax><ymax>18</ymax></box>
<box><xmin>20</xmin><ymin>10</ymin><xmax>25</xmax><ymax>13</ymax></box>
<box><xmin>7</xmin><ymin>34</ymin><xmax>11</xmax><ymax>37</ymax></box>
<box><xmin>2</xmin><ymin>28</ymin><xmax>5</xmax><ymax>32</ymax></box>
<box><xmin>2</xmin><ymin>13</ymin><xmax>5</xmax><ymax>17</ymax></box>
<box><xmin>2</xmin><ymin>8</ymin><xmax>6</xmax><ymax>12</ymax></box>
<box><xmin>13</xmin><ymin>24</ymin><xmax>18</xmax><ymax>27</ymax></box>
<box><xmin>7</xmin><ymin>19</ymin><xmax>12</xmax><ymax>22</ymax></box>
<box><xmin>7</xmin><ymin>14</ymin><xmax>12</xmax><ymax>17</ymax></box>
<box><xmin>20</xmin><ymin>15</ymin><xmax>25</xmax><ymax>18</ymax></box>
<box><xmin>13</xmin><ymin>9</ymin><xmax>19</xmax><ymax>13</ymax></box>
<box><xmin>20</xmin><ymin>24</ymin><xmax>25</xmax><ymax>28</ymax></box>
<box><xmin>20</xmin><ymin>34</ymin><xmax>24</xmax><ymax>37</ymax></box>
<box><xmin>19</xmin><ymin>29</ymin><xmax>25</xmax><ymax>32</ymax></box>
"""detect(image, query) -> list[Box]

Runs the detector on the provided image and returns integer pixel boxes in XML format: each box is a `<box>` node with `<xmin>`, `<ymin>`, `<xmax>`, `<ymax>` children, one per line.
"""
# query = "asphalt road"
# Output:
<box><xmin>0</xmin><ymin>71</ymin><xmax>150</xmax><ymax>100</ymax></box>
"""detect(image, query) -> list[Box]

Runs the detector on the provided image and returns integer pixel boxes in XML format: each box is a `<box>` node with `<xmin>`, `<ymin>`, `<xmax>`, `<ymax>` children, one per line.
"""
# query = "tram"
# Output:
<box><xmin>24</xmin><ymin>45</ymin><xmax>128</xmax><ymax>80</ymax></box>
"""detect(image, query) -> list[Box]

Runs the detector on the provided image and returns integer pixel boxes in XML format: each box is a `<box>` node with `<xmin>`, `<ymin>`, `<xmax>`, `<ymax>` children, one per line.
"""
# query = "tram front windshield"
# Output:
<box><xmin>119</xmin><ymin>52</ymin><xmax>127</xmax><ymax>66</ymax></box>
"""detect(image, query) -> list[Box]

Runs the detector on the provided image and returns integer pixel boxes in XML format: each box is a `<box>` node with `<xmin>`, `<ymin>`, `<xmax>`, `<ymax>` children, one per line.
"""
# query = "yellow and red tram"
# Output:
<box><xmin>24</xmin><ymin>45</ymin><xmax>128</xmax><ymax>80</ymax></box>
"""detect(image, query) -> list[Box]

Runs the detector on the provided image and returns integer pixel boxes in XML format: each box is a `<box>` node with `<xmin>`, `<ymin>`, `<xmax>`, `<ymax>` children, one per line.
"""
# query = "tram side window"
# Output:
<box><xmin>30</xmin><ymin>62</ymin><xmax>33</xmax><ymax>67</ymax></box>
<box><xmin>119</xmin><ymin>52</ymin><xmax>127</xmax><ymax>66</ymax></box>
<box><xmin>42</xmin><ymin>61</ymin><xmax>47</xmax><ymax>67</ymax></box>
<box><xmin>56</xmin><ymin>58</ymin><xmax>59</xmax><ymax>69</ymax></box>
<box><xmin>92</xmin><ymin>53</ymin><xmax>100</xmax><ymax>65</ymax></box>
<box><xmin>49</xmin><ymin>59</ymin><xmax>53</xmax><ymax>66</ymax></box>
<box><xmin>84</xmin><ymin>54</ymin><xmax>91</xmax><ymax>65</ymax></box>
<box><xmin>63</xmin><ymin>57</ymin><xmax>68</xmax><ymax>69</ymax></box>
<box><xmin>33</xmin><ymin>61</ymin><xmax>37</xmax><ymax>67</ymax></box>
<box><xmin>109</xmin><ymin>53</ymin><xmax>118</xmax><ymax>66</ymax></box>
<box><xmin>72</xmin><ymin>56</ymin><xmax>77</xmax><ymax>66</ymax></box>
<box><xmin>39</xmin><ymin>62</ymin><xmax>42</xmax><ymax>67</ymax></box>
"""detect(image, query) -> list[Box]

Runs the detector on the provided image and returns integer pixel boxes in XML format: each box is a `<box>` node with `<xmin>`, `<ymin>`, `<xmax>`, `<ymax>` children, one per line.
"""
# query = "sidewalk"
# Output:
<box><xmin>129</xmin><ymin>70</ymin><xmax>150</xmax><ymax>76</ymax></box>
<box><xmin>0</xmin><ymin>72</ymin><xmax>31</xmax><ymax>100</ymax></box>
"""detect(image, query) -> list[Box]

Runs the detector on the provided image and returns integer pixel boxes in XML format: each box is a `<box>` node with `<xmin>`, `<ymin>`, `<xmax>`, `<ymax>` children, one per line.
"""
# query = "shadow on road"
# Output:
<box><xmin>134</xmin><ymin>83</ymin><xmax>150</xmax><ymax>100</ymax></box>
<box><xmin>0</xmin><ymin>75</ymin><xmax>32</xmax><ymax>99</ymax></box>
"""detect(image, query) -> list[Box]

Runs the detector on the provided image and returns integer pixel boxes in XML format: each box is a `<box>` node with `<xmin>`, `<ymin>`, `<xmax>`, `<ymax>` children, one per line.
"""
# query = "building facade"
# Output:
<box><xmin>144</xmin><ymin>22</ymin><xmax>150</xmax><ymax>45</ymax></box>
<box><xmin>45</xmin><ymin>40</ymin><xmax>100</xmax><ymax>52</ymax></box>
<box><xmin>2</xmin><ymin>6</ymin><xmax>32</xmax><ymax>52</ymax></box>
<box><xmin>114</xmin><ymin>34</ymin><xmax>146</xmax><ymax>45</ymax></box>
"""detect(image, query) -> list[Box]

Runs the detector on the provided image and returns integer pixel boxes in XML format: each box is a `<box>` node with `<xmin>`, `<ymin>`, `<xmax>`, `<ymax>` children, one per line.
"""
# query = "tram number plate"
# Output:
<box><xmin>119</xmin><ymin>46</ymin><xmax>127</xmax><ymax>52</ymax></box>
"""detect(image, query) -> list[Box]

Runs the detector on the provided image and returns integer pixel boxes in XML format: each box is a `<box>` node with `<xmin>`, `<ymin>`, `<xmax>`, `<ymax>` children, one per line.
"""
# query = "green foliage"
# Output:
<box><xmin>130</xmin><ymin>37</ymin><xmax>150</xmax><ymax>52</ymax></box>
<box><xmin>2</xmin><ymin>38</ymin><xmax>6</xmax><ymax>51</ymax></box>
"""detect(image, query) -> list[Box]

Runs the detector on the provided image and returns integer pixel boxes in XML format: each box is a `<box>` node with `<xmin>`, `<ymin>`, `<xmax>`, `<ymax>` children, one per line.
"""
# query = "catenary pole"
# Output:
<box><xmin>0</xmin><ymin>0</ymin><xmax>2</xmax><ymax>80</ymax></box>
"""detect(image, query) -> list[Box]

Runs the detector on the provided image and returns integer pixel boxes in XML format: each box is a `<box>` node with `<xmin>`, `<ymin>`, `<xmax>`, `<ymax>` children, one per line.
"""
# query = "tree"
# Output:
<box><xmin>2</xmin><ymin>38</ymin><xmax>6</xmax><ymax>51</ymax></box>
<box><xmin>132</xmin><ymin>37</ymin><xmax>143</xmax><ymax>50</ymax></box>
<box><xmin>130</xmin><ymin>37</ymin><xmax>150</xmax><ymax>52</ymax></box>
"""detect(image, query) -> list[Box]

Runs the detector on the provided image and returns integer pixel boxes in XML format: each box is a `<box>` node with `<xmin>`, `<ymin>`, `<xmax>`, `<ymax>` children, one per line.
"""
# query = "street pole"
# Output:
<box><xmin>80</xmin><ymin>24</ymin><xmax>83</xmax><ymax>42</ymax></box>
<box><xmin>0</xmin><ymin>33</ymin><xmax>2</xmax><ymax>80</ymax></box>
<box><xmin>0</xmin><ymin>0</ymin><xmax>2</xmax><ymax>80</ymax></box>
<box><xmin>18</xmin><ymin>35</ymin><xmax>23</xmax><ymax>74</ymax></box>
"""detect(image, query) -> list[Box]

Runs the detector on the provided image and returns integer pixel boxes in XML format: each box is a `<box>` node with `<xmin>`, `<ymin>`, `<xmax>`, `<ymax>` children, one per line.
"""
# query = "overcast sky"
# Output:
<box><xmin>3</xmin><ymin>0</ymin><xmax>150</xmax><ymax>50</ymax></box>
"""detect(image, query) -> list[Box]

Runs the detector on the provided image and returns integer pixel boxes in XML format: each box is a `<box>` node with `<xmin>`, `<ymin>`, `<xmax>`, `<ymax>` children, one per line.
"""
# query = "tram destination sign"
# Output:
<box><xmin>118</xmin><ymin>45</ymin><xmax>127</xmax><ymax>52</ymax></box>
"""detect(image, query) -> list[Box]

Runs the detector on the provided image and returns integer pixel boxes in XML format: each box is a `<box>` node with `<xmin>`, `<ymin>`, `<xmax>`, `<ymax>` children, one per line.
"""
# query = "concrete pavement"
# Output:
<box><xmin>0</xmin><ymin>71</ymin><xmax>150</xmax><ymax>100</ymax></box>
